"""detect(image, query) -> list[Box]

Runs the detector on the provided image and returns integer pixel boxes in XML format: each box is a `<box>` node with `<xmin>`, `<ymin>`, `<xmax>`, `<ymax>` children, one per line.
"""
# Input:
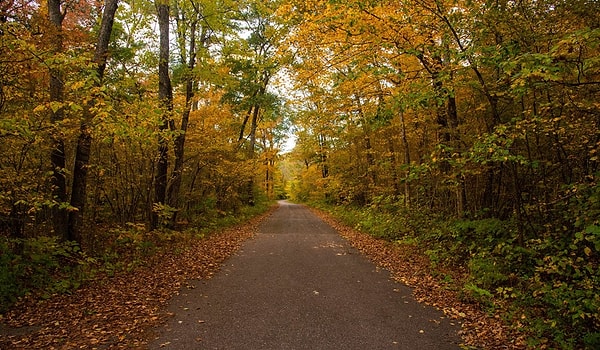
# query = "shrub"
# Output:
<box><xmin>0</xmin><ymin>237</ymin><xmax>92</xmax><ymax>312</ymax></box>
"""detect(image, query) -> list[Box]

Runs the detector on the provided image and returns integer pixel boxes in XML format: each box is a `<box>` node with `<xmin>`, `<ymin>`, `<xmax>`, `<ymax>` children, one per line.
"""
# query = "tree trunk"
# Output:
<box><xmin>152</xmin><ymin>0</ymin><xmax>173</xmax><ymax>229</ymax></box>
<box><xmin>243</xmin><ymin>105</ymin><xmax>260</xmax><ymax>205</ymax></box>
<box><xmin>167</xmin><ymin>21</ymin><xmax>197</xmax><ymax>227</ymax></box>
<box><xmin>249</xmin><ymin>103</ymin><xmax>260</xmax><ymax>157</ymax></box>
<box><xmin>398</xmin><ymin>110</ymin><xmax>411</xmax><ymax>206</ymax></box>
<box><xmin>47</xmin><ymin>0</ymin><xmax>68</xmax><ymax>240</ymax></box>
<box><xmin>354</xmin><ymin>95</ymin><xmax>376</xmax><ymax>199</ymax></box>
<box><xmin>417</xmin><ymin>48</ymin><xmax>463</xmax><ymax>214</ymax></box>
<box><xmin>69</xmin><ymin>0</ymin><xmax>119</xmax><ymax>245</ymax></box>
<box><xmin>318</xmin><ymin>133</ymin><xmax>329</xmax><ymax>178</ymax></box>
<box><xmin>238</xmin><ymin>104</ymin><xmax>255</xmax><ymax>142</ymax></box>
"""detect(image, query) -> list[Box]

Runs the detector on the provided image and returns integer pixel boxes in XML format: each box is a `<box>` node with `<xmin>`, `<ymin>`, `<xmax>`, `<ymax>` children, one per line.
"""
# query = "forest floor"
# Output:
<box><xmin>0</xmin><ymin>202</ymin><xmax>525</xmax><ymax>349</ymax></box>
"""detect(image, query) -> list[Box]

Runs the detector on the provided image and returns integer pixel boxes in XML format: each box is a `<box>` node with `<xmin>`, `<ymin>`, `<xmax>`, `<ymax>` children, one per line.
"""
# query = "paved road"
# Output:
<box><xmin>149</xmin><ymin>201</ymin><xmax>460</xmax><ymax>349</ymax></box>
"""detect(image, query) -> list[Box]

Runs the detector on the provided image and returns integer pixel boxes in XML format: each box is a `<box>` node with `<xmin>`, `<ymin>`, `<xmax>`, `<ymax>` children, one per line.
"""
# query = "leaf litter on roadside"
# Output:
<box><xmin>0</xmin><ymin>209</ymin><xmax>274</xmax><ymax>349</ymax></box>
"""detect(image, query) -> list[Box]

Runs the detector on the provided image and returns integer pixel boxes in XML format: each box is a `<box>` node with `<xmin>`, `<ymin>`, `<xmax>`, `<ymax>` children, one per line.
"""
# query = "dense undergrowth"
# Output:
<box><xmin>308</xmin><ymin>197</ymin><xmax>600</xmax><ymax>350</ymax></box>
<box><xmin>0</xmin><ymin>198</ymin><xmax>272</xmax><ymax>313</ymax></box>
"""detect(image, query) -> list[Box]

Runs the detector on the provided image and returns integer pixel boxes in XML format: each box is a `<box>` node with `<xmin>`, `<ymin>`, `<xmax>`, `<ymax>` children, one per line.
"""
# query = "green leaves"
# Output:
<box><xmin>468</xmin><ymin>127</ymin><xmax>528</xmax><ymax>166</ymax></box>
<box><xmin>0</xmin><ymin>237</ymin><xmax>92</xmax><ymax>311</ymax></box>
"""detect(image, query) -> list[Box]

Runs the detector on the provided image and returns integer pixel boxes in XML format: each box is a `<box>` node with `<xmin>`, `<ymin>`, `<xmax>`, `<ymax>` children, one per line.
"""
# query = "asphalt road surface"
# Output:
<box><xmin>149</xmin><ymin>201</ymin><xmax>460</xmax><ymax>349</ymax></box>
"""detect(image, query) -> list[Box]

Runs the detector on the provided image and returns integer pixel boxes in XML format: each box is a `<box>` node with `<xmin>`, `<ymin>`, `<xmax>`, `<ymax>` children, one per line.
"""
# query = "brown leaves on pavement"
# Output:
<box><xmin>311</xmin><ymin>208</ymin><xmax>528</xmax><ymax>350</ymax></box>
<box><xmin>0</xmin><ymin>209</ymin><xmax>273</xmax><ymax>349</ymax></box>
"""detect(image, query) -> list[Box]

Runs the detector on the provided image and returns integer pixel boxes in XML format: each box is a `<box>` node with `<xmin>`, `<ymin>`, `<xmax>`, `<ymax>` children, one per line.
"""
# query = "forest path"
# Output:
<box><xmin>148</xmin><ymin>201</ymin><xmax>460</xmax><ymax>349</ymax></box>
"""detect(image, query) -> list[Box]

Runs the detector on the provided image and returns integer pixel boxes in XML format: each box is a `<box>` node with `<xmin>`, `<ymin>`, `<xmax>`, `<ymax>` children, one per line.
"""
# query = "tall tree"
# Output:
<box><xmin>47</xmin><ymin>0</ymin><xmax>69</xmax><ymax>239</ymax></box>
<box><xmin>152</xmin><ymin>0</ymin><xmax>173</xmax><ymax>229</ymax></box>
<box><xmin>166</xmin><ymin>0</ymin><xmax>218</xmax><ymax>226</ymax></box>
<box><xmin>69</xmin><ymin>0</ymin><xmax>120</xmax><ymax>243</ymax></box>
<box><xmin>221</xmin><ymin>0</ymin><xmax>290</xmax><ymax>204</ymax></box>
